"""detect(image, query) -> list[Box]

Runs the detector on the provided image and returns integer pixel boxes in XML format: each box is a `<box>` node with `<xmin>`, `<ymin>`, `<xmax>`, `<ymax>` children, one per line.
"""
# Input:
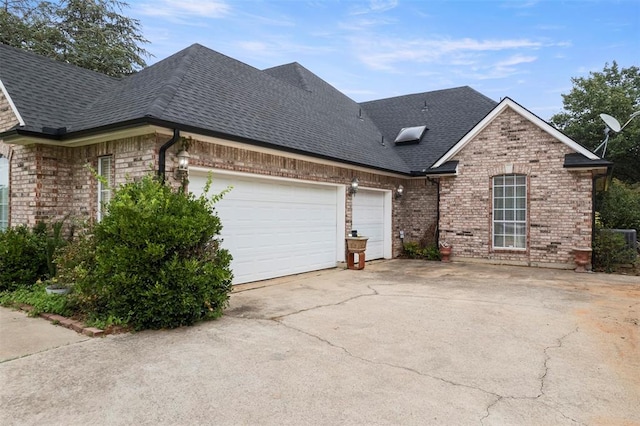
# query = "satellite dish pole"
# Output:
<box><xmin>594</xmin><ymin>111</ymin><xmax>640</xmax><ymax>158</ymax></box>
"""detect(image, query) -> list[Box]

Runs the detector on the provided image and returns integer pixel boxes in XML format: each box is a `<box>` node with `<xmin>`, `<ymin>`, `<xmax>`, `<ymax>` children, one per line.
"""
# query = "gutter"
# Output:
<box><xmin>3</xmin><ymin>117</ymin><xmax>415</xmax><ymax>177</ymax></box>
<box><xmin>158</xmin><ymin>129</ymin><xmax>180</xmax><ymax>183</ymax></box>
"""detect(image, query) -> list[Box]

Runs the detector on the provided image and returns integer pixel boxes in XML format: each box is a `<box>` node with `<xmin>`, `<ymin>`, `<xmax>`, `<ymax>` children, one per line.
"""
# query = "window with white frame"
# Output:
<box><xmin>493</xmin><ymin>174</ymin><xmax>527</xmax><ymax>249</ymax></box>
<box><xmin>97</xmin><ymin>156</ymin><xmax>112</xmax><ymax>221</ymax></box>
<box><xmin>0</xmin><ymin>155</ymin><xmax>8</xmax><ymax>231</ymax></box>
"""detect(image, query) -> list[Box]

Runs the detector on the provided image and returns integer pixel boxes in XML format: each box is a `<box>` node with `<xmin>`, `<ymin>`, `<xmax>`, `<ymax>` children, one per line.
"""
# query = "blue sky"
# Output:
<box><xmin>127</xmin><ymin>0</ymin><xmax>639</xmax><ymax>120</ymax></box>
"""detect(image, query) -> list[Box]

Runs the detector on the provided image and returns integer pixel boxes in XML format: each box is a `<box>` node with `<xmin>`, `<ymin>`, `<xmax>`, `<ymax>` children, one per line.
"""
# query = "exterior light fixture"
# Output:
<box><xmin>176</xmin><ymin>148</ymin><xmax>190</xmax><ymax>178</ymax></box>
<box><xmin>349</xmin><ymin>177</ymin><xmax>359</xmax><ymax>195</ymax></box>
<box><xmin>395</xmin><ymin>184</ymin><xmax>404</xmax><ymax>199</ymax></box>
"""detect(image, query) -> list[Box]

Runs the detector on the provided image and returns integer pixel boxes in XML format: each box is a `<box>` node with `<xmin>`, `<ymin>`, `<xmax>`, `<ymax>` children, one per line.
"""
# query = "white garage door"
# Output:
<box><xmin>352</xmin><ymin>189</ymin><xmax>389</xmax><ymax>260</ymax></box>
<box><xmin>190</xmin><ymin>172</ymin><xmax>341</xmax><ymax>284</ymax></box>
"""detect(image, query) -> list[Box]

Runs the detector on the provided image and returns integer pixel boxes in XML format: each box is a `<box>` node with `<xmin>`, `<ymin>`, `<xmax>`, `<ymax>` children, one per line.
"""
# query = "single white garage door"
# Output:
<box><xmin>190</xmin><ymin>172</ymin><xmax>341</xmax><ymax>284</ymax></box>
<box><xmin>352</xmin><ymin>189</ymin><xmax>389</xmax><ymax>260</ymax></box>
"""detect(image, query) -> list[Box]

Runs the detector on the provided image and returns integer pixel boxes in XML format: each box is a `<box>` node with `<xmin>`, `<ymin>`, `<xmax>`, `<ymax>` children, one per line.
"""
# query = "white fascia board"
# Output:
<box><xmin>0</xmin><ymin>79</ymin><xmax>26</xmax><ymax>126</ymax></box>
<box><xmin>432</xmin><ymin>98</ymin><xmax>598</xmax><ymax>169</ymax></box>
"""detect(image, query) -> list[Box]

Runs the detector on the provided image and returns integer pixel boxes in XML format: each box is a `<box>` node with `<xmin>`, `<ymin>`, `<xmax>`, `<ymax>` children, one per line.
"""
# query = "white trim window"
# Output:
<box><xmin>97</xmin><ymin>156</ymin><xmax>113</xmax><ymax>221</ymax></box>
<box><xmin>493</xmin><ymin>174</ymin><xmax>527</xmax><ymax>250</ymax></box>
<box><xmin>0</xmin><ymin>155</ymin><xmax>8</xmax><ymax>231</ymax></box>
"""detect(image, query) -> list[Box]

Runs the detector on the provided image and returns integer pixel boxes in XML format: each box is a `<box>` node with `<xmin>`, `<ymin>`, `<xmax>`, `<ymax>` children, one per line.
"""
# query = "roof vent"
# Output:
<box><xmin>394</xmin><ymin>125</ymin><xmax>427</xmax><ymax>145</ymax></box>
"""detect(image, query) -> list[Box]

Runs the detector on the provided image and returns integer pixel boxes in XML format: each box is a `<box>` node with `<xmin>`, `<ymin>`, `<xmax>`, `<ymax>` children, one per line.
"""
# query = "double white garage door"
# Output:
<box><xmin>190</xmin><ymin>171</ymin><xmax>390</xmax><ymax>284</ymax></box>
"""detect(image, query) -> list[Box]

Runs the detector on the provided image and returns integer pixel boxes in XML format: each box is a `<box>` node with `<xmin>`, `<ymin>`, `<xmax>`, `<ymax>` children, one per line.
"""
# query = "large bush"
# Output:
<box><xmin>597</xmin><ymin>179</ymin><xmax>640</xmax><ymax>231</ymax></box>
<box><xmin>0</xmin><ymin>224</ymin><xmax>48</xmax><ymax>291</ymax></box>
<box><xmin>593</xmin><ymin>228</ymin><xmax>637</xmax><ymax>272</ymax></box>
<box><xmin>72</xmin><ymin>174</ymin><xmax>233</xmax><ymax>330</ymax></box>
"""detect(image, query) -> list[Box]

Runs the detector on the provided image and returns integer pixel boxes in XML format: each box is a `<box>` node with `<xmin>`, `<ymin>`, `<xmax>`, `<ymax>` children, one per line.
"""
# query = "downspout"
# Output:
<box><xmin>157</xmin><ymin>129</ymin><xmax>180</xmax><ymax>183</ymax></box>
<box><xmin>427</xmin><ymin>177</ymin><xmax>440</xmax><ymax>245</ymax></box>
<box><xmin>591</xmin><ymin>165</ymin><xmax>614</xmax><ymax>248</ymax></box>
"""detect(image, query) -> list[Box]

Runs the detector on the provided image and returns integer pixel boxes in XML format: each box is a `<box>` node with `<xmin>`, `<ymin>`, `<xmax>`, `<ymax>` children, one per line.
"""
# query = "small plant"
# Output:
<box><xmin>403</xmin><ymin>241</ymin><xmax>441</xmax><ymax>260</ymax></box>
<box><xmin>0</xmin><ymin>282</ymin><xmax>75</xmax><ymax>317</ymax></box>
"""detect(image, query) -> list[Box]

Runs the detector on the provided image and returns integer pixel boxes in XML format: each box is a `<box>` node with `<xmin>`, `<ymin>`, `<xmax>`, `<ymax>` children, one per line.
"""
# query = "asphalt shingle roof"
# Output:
<box><xmin>0</xmin><ymin>43</ymin><xmax>500</xmax><ymax>174</ymax></box>
<box><xmin>360</xmin><ymin>88</ymin><xmax>497</xmax><ymax>172</ymax></box>
<box><xmin>0</xmin><ymin>43</ymin><xmax>116</xmax><ymax>133</ymax></box>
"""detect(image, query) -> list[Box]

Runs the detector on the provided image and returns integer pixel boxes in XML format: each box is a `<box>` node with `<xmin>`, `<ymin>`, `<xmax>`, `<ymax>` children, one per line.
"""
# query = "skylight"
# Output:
<box><xmin>394</xmin><ymin>125</ymin><xmax>427</xmax><ymax>145</ymax></box>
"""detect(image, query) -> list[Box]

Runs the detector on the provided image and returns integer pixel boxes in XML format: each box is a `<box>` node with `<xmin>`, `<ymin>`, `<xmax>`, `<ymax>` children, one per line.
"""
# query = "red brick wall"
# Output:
<box><xmin>438</xmin><ymin>107</ymin><xmax>594</xmax><ymax>268</ymax></box>
<box><xmin>2</xmin><ymin>131</ymin><xmax>436</xmax><ymax>257</ymax></box>
<box><xmin>0</xmin><ymin>92</ymin><xmax>19</xmax><ymax>133</ymax></box>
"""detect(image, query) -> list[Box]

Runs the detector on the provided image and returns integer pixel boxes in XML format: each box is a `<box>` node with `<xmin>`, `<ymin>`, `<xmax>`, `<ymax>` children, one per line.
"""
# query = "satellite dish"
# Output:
<box><xmin>600</xmin><ymin>113</ymin><xmax>621</xmax><ymax>133</ymax></box>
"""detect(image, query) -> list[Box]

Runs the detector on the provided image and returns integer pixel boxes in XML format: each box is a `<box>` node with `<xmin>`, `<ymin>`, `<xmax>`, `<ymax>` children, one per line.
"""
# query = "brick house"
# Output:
<box><xmin>0</xmin><ymin>43</ymin><xmax>610</xmax><ymax>283</ymax></box>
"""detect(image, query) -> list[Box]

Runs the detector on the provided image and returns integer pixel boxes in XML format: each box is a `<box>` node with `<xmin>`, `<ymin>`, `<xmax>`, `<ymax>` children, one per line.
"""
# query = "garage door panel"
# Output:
<box><xmin>190</xmin><ymin>173</ymin><xmax>339</xmax><ymax>284</ymax></box>
<box><xmin>352</xmin><ymin>190</ymin><xmax>386</xmax><ymax>260</ymax></box>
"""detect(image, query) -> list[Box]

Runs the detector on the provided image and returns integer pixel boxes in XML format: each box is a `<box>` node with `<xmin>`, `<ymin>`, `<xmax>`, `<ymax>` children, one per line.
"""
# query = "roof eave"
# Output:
<box><xmin>2</xmin><ymin>117</ymin><xmax>415</xmax><ymax>177</ymax></box>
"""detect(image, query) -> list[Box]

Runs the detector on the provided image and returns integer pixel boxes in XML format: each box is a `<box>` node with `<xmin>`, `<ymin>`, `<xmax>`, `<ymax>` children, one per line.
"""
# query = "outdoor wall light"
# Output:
<box><xmin>176</xmin><ymin>148</ymin><xmax>190</xmax><ymax>178</ymax></box>
<box><xmin>349</xmin><ymin>177</ymin><xmax>359</xmax><ymax>195</ymax></box>
<box><xmin>395</xmin><ymin>184</ymin><xmax>404</xmax><ymax>199</ymax></box>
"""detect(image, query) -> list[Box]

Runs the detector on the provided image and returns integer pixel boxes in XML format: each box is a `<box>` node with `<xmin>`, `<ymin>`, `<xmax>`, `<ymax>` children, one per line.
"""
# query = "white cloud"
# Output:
<box><xmin>137</xmin><ymin>0</ymin><xmax>230</xmax><ymax>19</ymax></box>
<box><xmin>350</xmin><ymin>0</ymin><xmax>398</xmax><ymax>15</ymax></box>
<box><xmin>351</xmin><ymin>36</ymin><xmax>543</xmax><ymax>71</ymax></box>
<box><xmin>369</xmin><ymin>0</ymin><xmax>399</xmax><ymax>12</ymax></box>
<box><xmin>494</xmin><ymin>54</ymin><xmax>537</xmax><ymax>68</ymax></box>
<box><xmin>235</xmin><ymin>38</ymin><xmax>335</xmax><ymax>59</ymax></box>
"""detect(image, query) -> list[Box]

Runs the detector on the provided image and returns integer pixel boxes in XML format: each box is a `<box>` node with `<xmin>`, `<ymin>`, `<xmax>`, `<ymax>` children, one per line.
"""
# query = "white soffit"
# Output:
<box><xmin>432</xmin><ymin>98</ymin><xmax>598</xmax><ymax>168</ymax></box>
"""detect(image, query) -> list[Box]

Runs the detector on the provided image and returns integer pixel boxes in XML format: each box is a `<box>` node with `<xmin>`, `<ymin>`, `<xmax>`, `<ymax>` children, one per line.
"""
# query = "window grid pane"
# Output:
<box><xmin>98</xmin><ymin>156</ymin><xmax>112</xmax><ymax>221</ymax></box>
<box><xmin>0</xmin><ymin>157</ymin><xmax>8</xmax><ymax>231</ymax></box>
<box><xmin>493</xmin><ymin>174</ymin><xmax>526</xmax><ymax>249</ymax></box>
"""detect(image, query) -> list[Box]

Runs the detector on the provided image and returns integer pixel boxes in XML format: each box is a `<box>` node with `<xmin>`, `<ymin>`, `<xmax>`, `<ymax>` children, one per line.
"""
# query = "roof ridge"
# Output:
<box><xmin>359</xmin><ymin>86</ymin><xmax>476</xmax><ymax>105</ymax></box>
<box><xmin>146</xmin><ymin>44</ymin><xmax>201</xmax><ymax>118</ymax></box>
<box><xmin>291</xmin><ymin>63</ymin><xmax>311</xmax><ymax>92</ymax></box>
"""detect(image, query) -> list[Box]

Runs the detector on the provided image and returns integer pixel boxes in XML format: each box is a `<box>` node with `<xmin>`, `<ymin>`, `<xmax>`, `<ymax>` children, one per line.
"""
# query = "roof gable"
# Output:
<box><xmin>361</xmin><ymin>87</ymin><xmax>497</xmax><ymax>172</ymax></box>
<box><xmin>0</xmin><ymin>79</ymin><xmax>25</xmax><ymax>127</ymax></box>
<box><xmin>0</xmin><ymin>43</ymin><xmax>117</xmax><ymax>133</ymax></box>
<box><xmin>432</xmin><ymin>97</ymin><xmax>599</xmax><ymax>168</ymax></box>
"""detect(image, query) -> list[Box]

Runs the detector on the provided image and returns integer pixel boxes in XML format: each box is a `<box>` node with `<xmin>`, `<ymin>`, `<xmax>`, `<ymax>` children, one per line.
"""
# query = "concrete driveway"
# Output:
<box><xmin>1</xmin><ymin>260</ymin><xmax>638</xmax><ymax>425</ymax></box>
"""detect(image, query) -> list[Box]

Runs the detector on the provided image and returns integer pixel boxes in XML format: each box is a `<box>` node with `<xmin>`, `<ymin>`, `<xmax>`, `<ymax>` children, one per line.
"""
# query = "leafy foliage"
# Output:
<box><xmin>0</xmin><ymin>281</ymin><xmax>76</xmax><ymax>317</ymax></box>
<box><xmin>592</xmin><ymin>229</ymin><xmax>637</xmax><ymax>273</ymax></box>
<box><xmin>403</xmin><ymin>241</ymin><xmax>441</xmax><ymax>260</ymax></box>
<box><xmin>71</xmin><ymin>174</ymin><xmax>233</xmax><ymax>330</ymax></box>
<box><xmin>550</xmin><ymin>62</ymin><xmax>640</xmax><ymax>183</ymax></box>
<box><xmin>0</xmin><ymin>0</ymin><xmax>150</xmax><ymax>76</ymax></box>
<box><xmin>0</xmin><ymin>220</ymin><xmax>71</xmax><ymax>291</ymax></box>
<box><xmin>597</xmin><ymin>179</ymin><xmax>640</xmax><ymax>231</ymax></box>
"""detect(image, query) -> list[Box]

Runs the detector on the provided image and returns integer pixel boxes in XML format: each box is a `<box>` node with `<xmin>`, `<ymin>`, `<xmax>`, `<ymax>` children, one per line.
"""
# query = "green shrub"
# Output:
<box><xmin>421</xmin><ymin>244</ymin><xmax>441</xmax><ymax>261</ymax></box>
<box><xmin>597</xmin><ymin>179</ymin><xmax>640</xmax><ymax>231</ymax></box>
<box><xmin>403</xmin><ymin>241</ymin><xmax>422</xmax><ymax>258</ymax></box>
<box><xmin>403</xmin><ymin>241</ymin><xmax>441</xmax><ymax>260</ymax></box>
<box><xmin>74</xmin><ymin>174</ymin><xmax>233</xmax><ymax>330</ymax></box>
<box><xmin>0</xmin><ymin>220</ymin><xmax>71</xmax><ymax>292</ymax></box>
<box><xmin>593</xmin><ymin>228</ymin><xmax>637</xmax><ymax>272</ymax></box>
<box><xmin>0</xmin><ymin>225</ymin><xmax>47</xmax><ymax>291</ymax></box>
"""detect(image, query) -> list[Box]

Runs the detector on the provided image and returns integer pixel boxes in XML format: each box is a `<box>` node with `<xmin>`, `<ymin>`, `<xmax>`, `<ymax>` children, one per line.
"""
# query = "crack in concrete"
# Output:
<box><xmin>268</xmin><ymin>287</ymin><xmax>378</xmax><ymax>321</ymax></box>
<box><xmin>538</xmin><ymin>327</ymin><xmax>579</xmax><ymax>398</ymax></box>
<box><xmin>274</xmin><ymin>318</ymin><xmax>503</xmax><ymax>401</ymax></box>
<box><xmin>479</xmin><ymin>328</ymin><xmax>584</xmax><ymax>425</ymax></box>
<box><xmin>480</xmin><ymin>395</ymin><xmax>503</xmax><ymax>425</ymax></box>
<box><xmin>231</xmin><ymin>284</ymin><xmax>585</xmax><ymax>425</ymax></box>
